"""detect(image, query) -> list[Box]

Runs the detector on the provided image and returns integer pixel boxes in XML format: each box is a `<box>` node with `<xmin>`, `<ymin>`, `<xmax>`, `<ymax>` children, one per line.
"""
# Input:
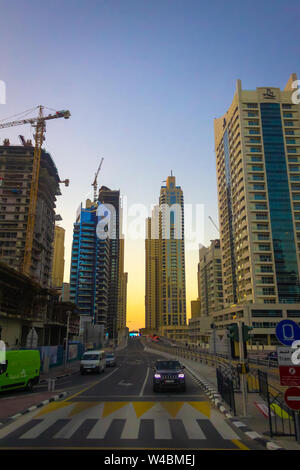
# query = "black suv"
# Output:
<box><xmin>153</xmin><ymin>360</ymin><xmax>186</xmax><ymax>392</ymax></box>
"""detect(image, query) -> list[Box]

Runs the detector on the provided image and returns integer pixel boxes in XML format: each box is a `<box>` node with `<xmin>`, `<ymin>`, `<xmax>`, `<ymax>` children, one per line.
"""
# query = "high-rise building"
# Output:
<box><xmin>145</xmin><ymin>209</ymin><xmax>160</xmax><ymax>331</ymax></box>
<box><xmin>145</xmin><ymin>175</ymin><xmax>186</xmax><ymax>336</ymax></box>
<box><xmin>70</xmin><ymin>199</ymin><xmax>110</xmax><ymax>330</ymax></box>
<box><xmin>0</xmin><ymin>141</ymin><xmax>60</xmax><ymax>288</ymax></box>
<box><xmin>198</xmin><ymin>240</ymin><xmax>223</xmax><ymax>315</ymax></box>
<box><xmin>117</xmin><ymin>238</ymin><xmax>128</xmax><ymax>330</ymax></box>
<box><xmin>214</xmin><ymin>74</ymin><xmax>300</xmax><ymax>306</ymax></box>
<box><xmin>98</xmin><ymin>186</ymin><xmax>120</xmax><ymax>339</ymax></box>
<box><xmin>51</xmin><ymin>225</ymin><xmax>65</xmax><ymax>288</ymax></box>
<box><xmin>159</xmin><ymin>174</ymin><xmax>186</xmax><ymax>327</ymax></box>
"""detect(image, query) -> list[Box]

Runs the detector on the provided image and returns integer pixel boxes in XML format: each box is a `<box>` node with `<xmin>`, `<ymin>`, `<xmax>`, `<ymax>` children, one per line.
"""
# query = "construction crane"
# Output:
<box><xmin>0</xmin><ymin>105</ymin><xmax>71</xmax><ymax>276</ymax></box>
<box><xmin>208</xmin><ymin>216</ymin><xmax>220</xmax><ymax>233</ymax></box>
<box><xmin>92</xmin><ymin>157</ymin><xmax>104</xmax><ymax>202</ymax></box>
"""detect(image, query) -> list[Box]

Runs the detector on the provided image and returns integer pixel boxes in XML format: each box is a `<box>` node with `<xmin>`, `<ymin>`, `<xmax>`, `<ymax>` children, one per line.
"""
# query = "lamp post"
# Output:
<box><xmin>64</xmin><ymin>311</ymin><xmax>71</xmax><ymax>369</ymax></box>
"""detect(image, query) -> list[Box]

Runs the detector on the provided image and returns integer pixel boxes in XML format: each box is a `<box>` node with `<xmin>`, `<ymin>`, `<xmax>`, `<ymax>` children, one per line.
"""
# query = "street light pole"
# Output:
<box><xmin>64</xmin><ymin>311</ymin><xmax>71</xmax><ymax>369</ymax></box>
<box><xmin>238</xmin><ymin>321</ymin><xmax>248</xmax><ymax>416</ymax></box>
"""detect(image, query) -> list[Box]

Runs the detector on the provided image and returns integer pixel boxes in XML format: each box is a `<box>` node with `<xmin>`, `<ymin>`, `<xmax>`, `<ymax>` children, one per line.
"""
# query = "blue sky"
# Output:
<box><xmin>0</xmin><ymin>0</ymin><xmax>299</xmax><ymax>329</ymax></box>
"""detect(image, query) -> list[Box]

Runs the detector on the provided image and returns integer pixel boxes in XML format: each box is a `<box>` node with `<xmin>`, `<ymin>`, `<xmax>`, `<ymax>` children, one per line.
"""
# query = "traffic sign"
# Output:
<box><xmin>284</xmin><ymin>387</ymin><xmax>300</xmax><ymax>411</ymax></box>
<box><xmin>279</xmin><ymin>366</ymin><xmax>300</xmax><ymax>386</ymax></box>
<box><xmin>275</xmin><ymin>320</ymin><xmax>300</xmax><ymax>346</ymax></box>
<box><xmin>277</xmin><ymin>346</ymin><xmax>294</xmax><ymax>366</ymax></box>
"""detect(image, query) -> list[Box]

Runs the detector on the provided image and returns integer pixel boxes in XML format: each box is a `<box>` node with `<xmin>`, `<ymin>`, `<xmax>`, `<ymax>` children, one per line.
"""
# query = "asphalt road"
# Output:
<box><xmin>0</xmin><ymin>338</ymin><xmax>262</xmax><ymax>450</ymax></box>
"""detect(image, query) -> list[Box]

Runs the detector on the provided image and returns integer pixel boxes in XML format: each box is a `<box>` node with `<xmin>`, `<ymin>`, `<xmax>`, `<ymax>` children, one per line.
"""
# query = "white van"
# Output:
<box><xmin>80</xmin><ymin>350</ymin><xmax>106</xmax><ymax>375</ymax></box>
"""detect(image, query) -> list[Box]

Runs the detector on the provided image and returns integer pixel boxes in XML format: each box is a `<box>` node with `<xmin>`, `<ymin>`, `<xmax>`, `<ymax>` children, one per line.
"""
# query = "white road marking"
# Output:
<box><xmin>182</xmin><ymin>419</ymin><xmax>206</xmax><ymax>439</ymax></box>
<box><xmin>154</xmin><ymin>418</ymin><xmax>172</xmax><ymax>439</ymax></box>
<box><xmin>210</xmin><ymin>410</ymin><xmax>239</xmax><ymax>439</ymax></box>
<box><xmin>20</xmin><ymin>417</ymin><xmax>58</xmax><ymax>439</ymax></box>
<box><xmin>139</xmin><ymin>367</ymin><xmax>150</xmax><ymax>397</ymax></box>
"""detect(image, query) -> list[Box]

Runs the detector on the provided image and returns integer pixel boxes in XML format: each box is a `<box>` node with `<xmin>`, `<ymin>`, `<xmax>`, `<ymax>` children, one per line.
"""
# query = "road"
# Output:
<box><xmin>0</xmin><ymin>338</ymin><xmax>262</xmax><ymax>450</ymax></box>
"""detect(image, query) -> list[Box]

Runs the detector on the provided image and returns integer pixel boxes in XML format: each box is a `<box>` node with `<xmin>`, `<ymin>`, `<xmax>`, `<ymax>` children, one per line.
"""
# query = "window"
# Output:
<box><xmin>249</xmin><ymin>129</ymin><xmax>260</xmax><ymax>134</ymax></box>
<box><xmin>247</xmin><ymin>103</ymin><xmax>258</xmax><ymax>108</ymax></box>
<box><xmin>285</xmin><ymin>121</ymin><xmax>294</xmax><ymax>127</ymax></box>
<box><xmin>283</xmin><ymin>113</ymin><xmax>293</xmax><ymax>118</ymax></box>
<box><xmin>286</xmin><ymin>139</ymin><xmax>296</xmax><ymax>144</ymax></box>
<box><xmin>251</xmin><ymin>156</ymin><xmax>262</xmax><ymax>162</ymax></box>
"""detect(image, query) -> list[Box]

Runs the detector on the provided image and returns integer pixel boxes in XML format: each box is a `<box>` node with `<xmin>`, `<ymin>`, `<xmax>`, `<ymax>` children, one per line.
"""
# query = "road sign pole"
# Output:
<box><xmin>295</xmin><ymin>412</ymin><xmax>300</xmax><ymax>443</ymax></box>
<box><xmin>238</xmin><ymin>321</ymin><xmax>248</xmax><ymax>417</ymax></box>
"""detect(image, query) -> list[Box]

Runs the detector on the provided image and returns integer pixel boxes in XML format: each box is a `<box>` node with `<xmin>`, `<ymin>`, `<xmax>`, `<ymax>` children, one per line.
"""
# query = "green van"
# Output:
<box><xmin>0</xmin><ymin>350</ymin><xmax>40</xmax><ymax>392</ymax></box>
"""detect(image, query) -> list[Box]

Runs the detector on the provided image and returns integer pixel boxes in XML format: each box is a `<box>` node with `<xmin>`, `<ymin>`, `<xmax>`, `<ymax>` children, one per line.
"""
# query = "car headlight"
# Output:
<box><xmin>178</xmin><ymin>373</ymin><xmax>185</xmax><ymax>378</ymax></box>
<box><xmin>154</xmin><ymin>373</ymin><xmax>161</xmax><ymax>379</ymax></box>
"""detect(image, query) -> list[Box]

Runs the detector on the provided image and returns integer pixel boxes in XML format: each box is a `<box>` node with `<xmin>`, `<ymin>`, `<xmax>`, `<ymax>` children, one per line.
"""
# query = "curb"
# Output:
<box><xmin>9</xmin><ymin>392</ymin><xmax>69</xmax><ymax>421</ymax></box>
<box><xmin>184</xmin><ymin>364</ymin><xmax>285</xmax><ymax>451</ymax></box>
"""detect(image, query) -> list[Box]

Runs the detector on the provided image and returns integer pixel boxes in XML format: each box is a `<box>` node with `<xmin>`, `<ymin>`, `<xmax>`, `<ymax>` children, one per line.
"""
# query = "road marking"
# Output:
<box><xmin>102</xmin><ymin>402</ymin><xmax>128</xmax><ymax>417</ymax></box>
<box><xmin>182</xmin><ymin>419</ymin><xmax>206</xmax><ymax>439</ymax></box>
<box><xmin>64</xmin><ymin>367</ymin><xmax>120</xmax><ymax>402</ymax></box>
<box><xmin>132</xmin><ymin>402</ymin><xmax>155</xmax><ymax>418</ymax></box>
<box><xmin>20</xmin><ymin>417</ymin><xmax>57</xmax><ymax>439</ymax></box>
<box><xmin>210</xmin><ymin>410</ymin><xmax>239</xmax><ymax>439</ymax></box>
<box><xmin>232</xmin><ymin>439</ymin><xmax>249</xmax><ymax>450</ymax></box>
<box><xmin>154</xmin><ymin>418</ymin><xmax>172</xmax><ymax>439</ymax></box>
<box><xmin>139</xmin><ymin>367</ymin><xmax>150</xmax><ymax>397</ymax></box>
<box><xmin>161</xmin><ymin>402</ymin><xmax>184</xmax><ymax>417</ymax></box>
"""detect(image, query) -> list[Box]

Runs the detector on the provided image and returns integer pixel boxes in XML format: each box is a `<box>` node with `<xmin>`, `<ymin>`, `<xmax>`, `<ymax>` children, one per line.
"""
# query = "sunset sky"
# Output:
<box><xmin>0</xmin><ymin>0</ymin><xmax>299</xmax><ymax>330</ymax></box>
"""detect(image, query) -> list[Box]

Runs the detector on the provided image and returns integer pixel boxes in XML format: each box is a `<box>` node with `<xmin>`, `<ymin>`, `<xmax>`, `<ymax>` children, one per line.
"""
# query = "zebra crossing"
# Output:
<box><xmin>0</xmin><ymin>400</ymin><xmax>240</xmax><ymax>447</ymax></box>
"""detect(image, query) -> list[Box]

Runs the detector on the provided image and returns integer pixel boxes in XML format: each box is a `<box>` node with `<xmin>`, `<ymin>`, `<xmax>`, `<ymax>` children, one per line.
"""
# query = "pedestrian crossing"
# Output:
<box><xmin>0</xmin><ymin>401</ymin><xmax>240</xmax><ymax>446</ymax></box>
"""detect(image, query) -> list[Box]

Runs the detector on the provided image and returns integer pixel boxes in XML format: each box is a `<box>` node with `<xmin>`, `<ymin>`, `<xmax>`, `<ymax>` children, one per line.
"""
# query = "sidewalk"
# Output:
<box><xmin>39</xmin><ymin>360</ymin><xmax>80</xmax><ymax>383</ymax></box>
<box><xmin>143</xmin><ymin>341</ymin><xmax>300</xmax><ymax>450</ymax></box>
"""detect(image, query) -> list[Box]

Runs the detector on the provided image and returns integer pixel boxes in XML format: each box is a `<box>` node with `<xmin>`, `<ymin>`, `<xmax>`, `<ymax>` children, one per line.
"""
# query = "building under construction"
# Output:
<box><xmin>0</xmin><ymin>140</ymin><xmax>61</xmax><ymax>288</ymax></box>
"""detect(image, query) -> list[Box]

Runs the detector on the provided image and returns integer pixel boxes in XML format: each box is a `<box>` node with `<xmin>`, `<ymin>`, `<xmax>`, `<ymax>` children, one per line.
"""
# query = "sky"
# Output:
<box><xmin>0</xmin><ymin>0</ymin><xmax>299</xmax><ymax>330</ymax></box>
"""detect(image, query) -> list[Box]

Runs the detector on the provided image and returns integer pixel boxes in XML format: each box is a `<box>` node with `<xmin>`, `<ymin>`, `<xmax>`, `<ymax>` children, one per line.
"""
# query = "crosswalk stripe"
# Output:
<box><xmin>182</xmin><ymin>419</ymin><xmax>206</xmax><ymax>439</ymax></box>
<box><xmin>86</xmin><ymin>417</ymin><xmax>114</xmax><ymax>439</ymax></box>
<box><xmin>19</xmin><ymin>418</ymin><xmax>57</xmax><ymax>439</ymax></box>
<box><xmin>154</xmin><ymin>418</ymin><xmax>172</xmax><ymax>439</ymax></box>
<box><xmin>120</xmin><ymin>417</ymin><xmax>140</xmax><ymax>439</ymax></box>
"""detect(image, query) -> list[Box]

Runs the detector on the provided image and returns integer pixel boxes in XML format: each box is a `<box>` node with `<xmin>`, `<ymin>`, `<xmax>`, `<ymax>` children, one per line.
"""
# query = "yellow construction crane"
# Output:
<box><xmin>92</xmin><ymin>157</ymin><xmax>104</xmax><ymax>202</ymax></box>
<box><xmin>0</xmin><ymin>105</ymin><xmax>71</xmax><ymax>276</ymax></box>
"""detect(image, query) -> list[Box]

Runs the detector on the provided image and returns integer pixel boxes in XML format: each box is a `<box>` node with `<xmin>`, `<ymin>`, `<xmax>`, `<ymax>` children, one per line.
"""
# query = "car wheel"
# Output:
<box><xmin>181</xmin><ymin>385</ymin><xmax>186</xmax><ymax>392</ymax></box>
<box><xmin>153</xmin><ymin>384</ymin><xmax>159</xmax><ymax>393</ymax></box>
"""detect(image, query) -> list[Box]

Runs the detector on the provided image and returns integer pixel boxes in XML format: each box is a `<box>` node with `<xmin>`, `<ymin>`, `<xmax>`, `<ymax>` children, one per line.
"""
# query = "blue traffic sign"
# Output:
<box><xmin>276</xmin><ymin>320</ymin><xmax>300</xmax><ymax>346</ymax></box>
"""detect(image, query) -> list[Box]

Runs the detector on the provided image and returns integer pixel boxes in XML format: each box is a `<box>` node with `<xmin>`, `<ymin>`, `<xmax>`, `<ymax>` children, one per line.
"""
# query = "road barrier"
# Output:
<box><xmin>216</xmin><ymin>367</ymin><xmax>236</xmax><ymax>415</ymax></box>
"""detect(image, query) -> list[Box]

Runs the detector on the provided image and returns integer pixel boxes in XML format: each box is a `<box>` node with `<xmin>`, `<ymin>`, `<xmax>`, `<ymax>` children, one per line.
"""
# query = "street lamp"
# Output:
<box><xmin>64</xmin><ymin>311</ymin><xmax>71</xmax><ymax>369</ymax></box>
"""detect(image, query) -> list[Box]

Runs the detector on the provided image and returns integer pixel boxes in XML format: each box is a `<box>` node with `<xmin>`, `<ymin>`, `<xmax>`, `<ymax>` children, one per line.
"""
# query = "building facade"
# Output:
<box><xmin>145</xmin><ymin>175</ymin><xmax>186</xmax><ymax>334</ymax></box>
<box><xmin>70</xmin><ymin>200</ymin><xmax>110</xmax><ymax>331</ymax></box>
<box><xmin>214</xmin><ymin>74</ymin><xmax>300</xmax><ymax>307</ymax></box>
<box><xmin>51</xmin><ymin>225</ymin><xmax>65</xmax><ymax>288</ymax></box>
<box><xmin>198</xmin><ymin>239</ymin><xmax>223</xmax><ymax>315</ymax></box>
<box><xmin>98</xmin><ymin>186</ymin><xmax>120</xmax><ymax>339</ymax></box>
<box><xmin>117</xmin><ymin>238</ymin><xmax>128</xmax><ymax>330</ymax></box>
<box><xmin>145</xmin><ymin>209</ymin><xmax>160</xmax><ymax>331</ymax></box>
<box><xmin>0</xmin><ymin>142</ymin><xmax>60</xmax><ymax>288</ymax></box>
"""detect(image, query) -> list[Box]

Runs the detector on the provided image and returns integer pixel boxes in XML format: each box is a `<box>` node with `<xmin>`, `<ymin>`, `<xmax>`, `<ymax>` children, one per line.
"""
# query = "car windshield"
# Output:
<box><xmin>156</xmin><ymin>361</ymin><xmax>181</xmax><ymax>370</ymax></box>
<box><xmin>82</xmin><ymin>354</ymin><xmax>99</xmax><ymax>360</ymax></box>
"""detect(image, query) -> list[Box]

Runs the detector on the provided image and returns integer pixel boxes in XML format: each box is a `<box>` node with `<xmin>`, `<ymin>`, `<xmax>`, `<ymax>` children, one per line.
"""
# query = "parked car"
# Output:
<box><xmin>0</xmin><ymin>350</ymin><xmax>40</xmax><ymax>392</ymax></box>
<box><xmin>80</xmin><ymin>350</ymin><xmax>106</xmax><ymax>375</ymax></box>
<box><xmin>105</xmin><ymin>352</ymin><xmax>116</xmax><ymax>367</ymax></box>
<box><xmin>153</xmin><ymin>359</ymin><xmax>186</xmax><ymax>392</ymax></box>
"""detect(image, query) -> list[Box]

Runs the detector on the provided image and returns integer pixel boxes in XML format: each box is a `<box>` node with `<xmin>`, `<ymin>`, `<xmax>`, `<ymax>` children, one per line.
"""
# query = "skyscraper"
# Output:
<box><xmin>214</xmin><ymin>74</ymin><xmax>300</xmax><ymax>307</ymax></box>
<box><xmin>69</xmin><ymin>199</ymin><xmax>110</xmax><ymax>330</ymax></box>
<box><xmin>145</xmin><ymin>209</ymin><xmax>160</xmax><ymax>331</ymax></box>
<box><xmin>98</xmin><ymin>186</ymin><xmax>120</xmax><ymax>339</ymax></box>
<box><xmin>145</xmin><ymin>175</ymin><xmax>186</xmax><ymax>335</ymax></box>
